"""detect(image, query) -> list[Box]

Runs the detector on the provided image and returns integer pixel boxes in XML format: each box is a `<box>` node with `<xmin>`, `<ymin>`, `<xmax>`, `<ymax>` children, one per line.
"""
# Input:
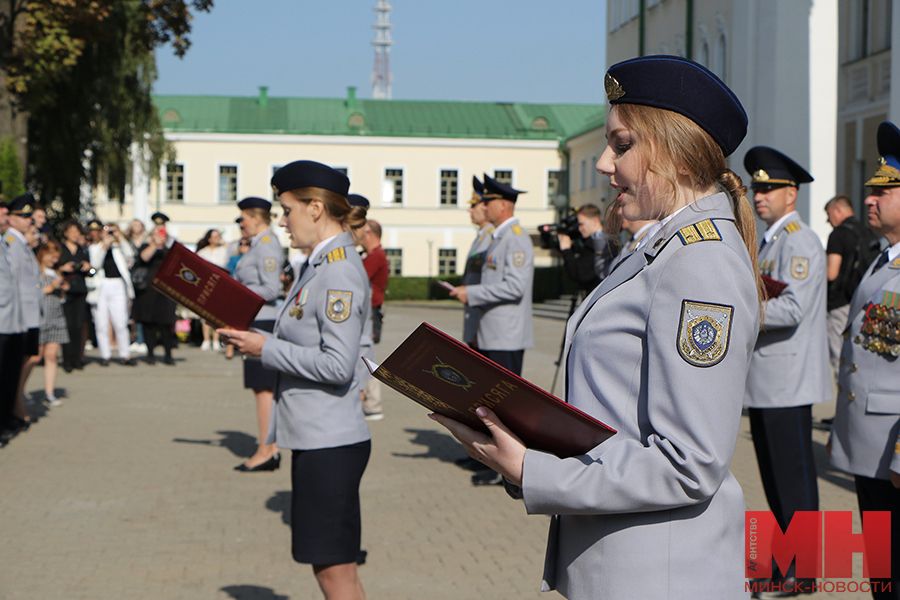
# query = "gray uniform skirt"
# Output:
<box><xmin>242</xmin><ymin>320</ymin><xmax>276</xmax><ymax>389</ymax></box>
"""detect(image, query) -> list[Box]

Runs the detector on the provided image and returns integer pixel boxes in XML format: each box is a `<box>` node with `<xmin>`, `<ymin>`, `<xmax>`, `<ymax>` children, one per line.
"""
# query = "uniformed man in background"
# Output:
<box><xmin>450</xmin><ymin>174</ymin><xmax>534</xmax><ymax>486</ymax></box>
<box><xmin>743</xmin><ymin>146</ymin><xmax>829</xmax><ymax>597</ymax></box>
<box><xmin>0</xmin><ymin>198</ymin><xmax>26</xmax><ymax>443</ymax></box>
<box><xmin>830</xmin><ymin>121</ymin><xmax>900</xmax><ymax>600</ymax></box>
<box><xmin>461</xmin><ymin>176</ymin><xmax>492</xmax><ymax>348</ymax></box>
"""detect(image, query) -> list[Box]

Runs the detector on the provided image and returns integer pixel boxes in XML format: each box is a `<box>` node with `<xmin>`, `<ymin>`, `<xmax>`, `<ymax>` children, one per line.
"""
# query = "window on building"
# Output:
<box><xmin>166</xmin><ymin>164</ymin><xmax>184</xmax><ymax>203</ymax></box>
<box><xmin>493</xmin><ymin>170</ymin><xmax>513</xmax><ymax>185</ymax></box>
<box><xmin>849</xmin><ymin>0</ymin><xmax>892</xmax><ymax>61</ymax></box>
<box><xmin>548</xmin><ymin>170</ymin><xmax>564</xmax><ymax>204</ymax></box>
<box><xmin>271</xmin><ymin>165</ymin><xmax>283</xmax><ymax>202</ymax></box>
<box><xmin>384</xmin><ymin>169</ymin><xmax>403</xmax><ymax>204</ymax></box>
<box><xmin>335</xmin><ymin>167</ymin><xmax>348</xmax><ymax>176</ymax></box>
<box><xmin>440</xmin><ymin>170</ymin><xmax>458</xmax><ymax>206</ymax></box>
<box><xmin>717</xmin><ymin>33</ymin><xmax>728</xmax><ymax>81</ymax></box>
<box><xmin>385</xmin><ymin>248</ymin><xmax>402</xmax><ymax>275</ymax></box>
<box><xmin>438</xmin><ymin>249</ymin><xmax>457</xmax><ymax>275</ymax></box>
<box><xmin>219</xmin><ymin>165</ymin><xmax>238</xmax><ymax>203</ymax></box>
<box><xmin>580</xmin><ymin>160</ymin><xmax>587</xmax><ymax>191</ymax></box>
<box><xmin>590</xmin><ymin>157</ymin><xmax>598</xmax><ymax>188</ymax></box>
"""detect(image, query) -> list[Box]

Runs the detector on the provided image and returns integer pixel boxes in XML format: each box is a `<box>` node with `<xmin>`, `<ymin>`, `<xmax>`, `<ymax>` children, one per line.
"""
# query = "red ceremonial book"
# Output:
<box><xmin>761</xmin><ymin>274</ymin><xmax>788</xmax><ymax>299</ymax></box>
<box><xmin>363</xmin><ymin>322</ymin><xmax>616</xmax><ymax>458</ymax></box>
<box><xmin>151</xmin><ymin>242</ymin><xmax>266</xmax><ymax>330</ymax></box>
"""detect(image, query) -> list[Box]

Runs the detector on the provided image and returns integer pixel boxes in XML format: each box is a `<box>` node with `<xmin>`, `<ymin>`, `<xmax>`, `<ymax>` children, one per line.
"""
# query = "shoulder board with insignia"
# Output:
<box><xmin>261</xmin><ymin>235</ymin><xmax>271</xmax><ymax>243</ymax></box>
<box><xmin>511</xmin><ymin>225</ymin><xmax>524</xmax><ymax>235</ymax></box>
<box><xmin>5</xmin><ymin>235</ymin><xmax>13</xmax><ymax>244</ymax></box>
<box><xmin>677</xmin><ymin>219</ymin><xmax>722</xmax><ymax>246</ymax></box>
<box><xmin>327</xmin><ymin>247</ymin><xmax>347</xmax><ymax>263</ymax></box>
<box><xmin>784</xmin><ymin>222</ymin><xmax>801</xmax><ymax>234</ymax></box>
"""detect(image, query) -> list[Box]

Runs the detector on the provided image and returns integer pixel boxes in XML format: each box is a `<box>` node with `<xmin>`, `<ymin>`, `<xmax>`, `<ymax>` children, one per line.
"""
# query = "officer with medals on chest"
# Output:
<box><xmin>450</xmin><ymin>174</ymin><xmax>534</xmax><ymax>375</ymax></box>
<box><xmin>218</xmin><ymin>161</ymin><xmax>371</xmax><ymax>600</ymax></box>
<box><xmin>0</xmin><ymin>198</ymin><xmax>27</xmax><ymax>442</ymax></box>
<box><xmin>461</xmin><ymin>176</ymin><xmax>493</xmax><ymax>349</ymax></box>
<box><xmin>231</xmin><ymin>196</ymin><xmax>285</xmax><ymax>472</ymax></box>
<box><xmin>743</xmin><ymin>146</ymin><xmax>829</xmax><ymax>597</ymax></box>
<box><xmin>830</xmin><ymin>121</ymin><xmax>900</xmax><ymax>600</ymax></box>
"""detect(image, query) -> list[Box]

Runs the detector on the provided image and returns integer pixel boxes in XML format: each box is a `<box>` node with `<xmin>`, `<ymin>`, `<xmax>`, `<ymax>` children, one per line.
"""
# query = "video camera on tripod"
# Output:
<box><xmin>538</xmin><ymin>212</ymin><xmax>587</xmax><ymax>254</ymax></box>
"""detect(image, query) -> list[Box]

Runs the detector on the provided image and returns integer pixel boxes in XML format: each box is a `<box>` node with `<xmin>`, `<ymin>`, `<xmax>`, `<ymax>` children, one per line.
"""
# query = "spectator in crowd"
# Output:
<box><xmin>224</xmin><ymin>235</ymin><xmax>251</xmax><ymax>360</ymax></box>
<box><xmin>58</xmin><ymin>220</ymin><xmax>91</xmax><ymax>372</ymax></box>
<box><xmin>35</xmin><ymin>241</ymin><xmax>69</xmax><ymax>406</ymax></box>
<box><xmin>125</xmin><ymin>219</ymin><xmax>147</xmax><ymax>258</ymax></box>
<box><xmin>824</xmin><ymin>194</ymin><xmax>880</xmax><ymax>376</ymax></box>
<box><xmin>0</xmin><ymin>199</ymin><xmax>28</xmax><ymax>443</ymax></box>
<box><xmin>131</xmin><ymin>213</ymin><xmax>178</xmax><ymax>365</ymax></box>
<box><xmin>196</xmin><ymin>229</ymin><xmax>229</xmax><ymax>351</ymax></box>
<box><xmin>558</xmin><ymin>203</ymin><xmax>618</xmax><ymax>288</ymax></box>
<box><xmin>87</xmin><ymin>221</ymin><xmax>136</xmax><ymax>367</ymax></box>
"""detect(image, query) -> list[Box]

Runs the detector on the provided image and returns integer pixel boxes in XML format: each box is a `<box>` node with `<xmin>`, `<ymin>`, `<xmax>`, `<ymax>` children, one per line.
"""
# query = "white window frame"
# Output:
<box><xmin>216</xmin><ymin>163</ymin><xmax>239</xmax><ymax>204</ymax></box>
<box><xmin>436</xmin><ymin>166</ymin><xmax>461</xmax><ymax>208</ymax></box>
<box><xmin>382</xmin><ymin>166</ymin><xmax>405</xmax><ymax>207</ymax></box>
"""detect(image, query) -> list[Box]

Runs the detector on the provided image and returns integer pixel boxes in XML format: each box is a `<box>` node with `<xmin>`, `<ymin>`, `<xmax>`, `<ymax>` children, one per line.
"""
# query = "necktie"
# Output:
<box><xmin>872</xmin><ymin>249</ymin><xmax>890</xmax><ymax>273</ymax></box>
<box><xmin>758</xmin><ymin>238</ymin><xmax>767</xmax><ymax>252</ymax></box>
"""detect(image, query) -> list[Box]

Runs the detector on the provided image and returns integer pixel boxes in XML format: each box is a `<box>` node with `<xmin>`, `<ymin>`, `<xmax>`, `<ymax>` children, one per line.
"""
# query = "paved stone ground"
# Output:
<box><xmin>0</xmin><ymin>303</ymin><xmax>871</xmax><ymax>599</ymax></box>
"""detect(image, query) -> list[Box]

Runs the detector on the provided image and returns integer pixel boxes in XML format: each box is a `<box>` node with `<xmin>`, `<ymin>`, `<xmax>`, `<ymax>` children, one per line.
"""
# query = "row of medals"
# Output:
<box><xmin>855</xmin><ymin>303</ymin><xmax>900</xmax><ymax>357</ymax></box>
<box><xmin>289</xmin><ymin>305</ymin><xmax>304</xmax><ymax>319</ymax></box>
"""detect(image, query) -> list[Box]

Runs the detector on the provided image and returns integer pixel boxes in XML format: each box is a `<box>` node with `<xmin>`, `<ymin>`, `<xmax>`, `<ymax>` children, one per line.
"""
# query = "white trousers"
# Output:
<box><xmin>92</xmin><ymin>278</ymin><xmax>131</xmax><ymax>359</ymax></box>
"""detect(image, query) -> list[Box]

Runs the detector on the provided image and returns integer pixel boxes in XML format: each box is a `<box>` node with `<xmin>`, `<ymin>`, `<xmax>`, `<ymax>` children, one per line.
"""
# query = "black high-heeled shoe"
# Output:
<box><xmin>234</xmin><ymin>453</ymin><xmax>281</xmax><ymax>472</ymax></box>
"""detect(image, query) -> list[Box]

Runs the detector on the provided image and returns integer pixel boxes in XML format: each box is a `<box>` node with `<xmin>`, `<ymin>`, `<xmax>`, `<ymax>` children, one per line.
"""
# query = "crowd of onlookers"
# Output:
<box><xmin>0</xmin><ymin>197</ymin><xmax>250</xmax><ymax>446</ymax></box>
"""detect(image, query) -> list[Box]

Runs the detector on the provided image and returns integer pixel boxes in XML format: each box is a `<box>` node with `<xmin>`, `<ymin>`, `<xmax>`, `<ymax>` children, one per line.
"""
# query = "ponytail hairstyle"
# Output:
<box><xmin>289</xmin><ymin>187</ymin><xmax>368</xmax><ymax>231</ymax></box>
<box><xmin>614</xmin><ymin>103</ymin><xmax>765</xmax><ymax>316</ymax></box>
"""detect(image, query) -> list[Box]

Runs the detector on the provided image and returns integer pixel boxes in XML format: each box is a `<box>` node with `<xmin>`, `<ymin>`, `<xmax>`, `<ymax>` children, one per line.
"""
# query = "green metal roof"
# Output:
<box><xmin>154</xmin><ymin>90</ymin><xmax>605</xmax><ymax>141</ymax></box>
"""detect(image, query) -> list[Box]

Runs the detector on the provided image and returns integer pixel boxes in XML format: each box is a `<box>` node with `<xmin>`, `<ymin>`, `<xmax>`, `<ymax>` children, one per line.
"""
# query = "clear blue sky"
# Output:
<box><xmin>153</xmin><ymin>0</ymin><xmax>608</xmax><ymax>104</ymax></box>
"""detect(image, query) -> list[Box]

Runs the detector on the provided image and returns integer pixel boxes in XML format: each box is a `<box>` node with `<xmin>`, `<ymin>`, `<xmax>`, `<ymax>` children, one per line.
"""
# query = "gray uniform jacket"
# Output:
<box><xmin>261</xmin><ymin>231</ymin><xmax>371</xmax><ymax>451</ymax></box>
<box><xmin>233</xmin><ymin>228</ymin><xmax>283</xmax><ymax>321</ymax></box>
<box><xmin>465</xmin><ymin>217</ymin><xmax>534</xmax><ymax>351</ymax></box>
<box><xmin>514</xmin><ymin>194</ymin><xmax>758</xmax><ymax>600</ymax></box>
<box><xmin>830</xmin><ymin>254</ymin><xmax>900</xmax><ymax>480</ymax></box>
<box><xmin>461</xmin><ymin>224</ymin><xmax>493</xmax><ymax>345</ymax></box>
<box><xmin>6</xmin><ymin>230</ymin><xmax>42</xmax><ymax>329</ymax></box>
<box><xmin>0</xmin><ymin>238</ymin><xmax>24</xmax><ymax>334</ymax></box>
<box><xmin>744</xmin><ymin>213</ymin><xmax>829</xmax><ymax>408</ymax></box>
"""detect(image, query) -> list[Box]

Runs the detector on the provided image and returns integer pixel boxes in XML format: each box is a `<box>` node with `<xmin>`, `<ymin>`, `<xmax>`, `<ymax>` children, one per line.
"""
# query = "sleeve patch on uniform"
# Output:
<box><xmin>513</xmin><ymin>251</ymin><xmax>525</xmax><ymax>266</ymax></box>
<box><xmin>264</xmin><ymin>258</ymin><xmax>277</xmax><ymax>272</ymax></box>
<box><xmin>326</xmin><ymin>290</ymin><xmax>353</xmax><ymax>322</ymax></box>
<box><xmin>512</xmin><ymin>225</ymin><xmax>524</xmax><ymax>235</ymax></box>
<box><xmin>784</xmin><ymin>222</ymin><xmax>801</xmax><ymax>234</ymax></box>
<box><xmin>327</xmin><ymin>247</ymin><xmax>346</xmax><ymax>263</ymax></box>
<box><xmin>677</xmin><ymin>300</ymin><xmax>734</xmax><ymax>367</ymax></box>
<box><xmin>790</xmin><ymin>257</ymin><xmax>809</xmax><ymax>280</ymax></box>
<box><xmin>677</xmin><ymin>219</ymin><xmax>721</xmax><ymax>245</ymax></box>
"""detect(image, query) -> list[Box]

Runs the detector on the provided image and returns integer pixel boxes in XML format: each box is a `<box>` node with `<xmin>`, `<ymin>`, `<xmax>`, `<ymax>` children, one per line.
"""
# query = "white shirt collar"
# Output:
<box><xmin>491</xmin><ymin>216</ymin><xmax>518</xmax><ymax>239</ymax></box>
<box><xmin>630</xmin><ymin>221</ymin><xmax>656</xmax><ymax>247</ymax></box>
<box><xmin>885</xmin><ymin>240</ymin><xmax>900</xmax><ymax>263</ymax></box>
<box><xmin>312</xmin><ymin>234</ymin><xmax>340</xmax><ymax>264</ymax></box>
<box><xmin>635</xmin><ymin>205</ymin><xmax>690</xmax><ymax>252</ymax></box>
<box><xmin>763</xmin><ymin>211</ymin><xmax>799</xmax><ymax>243</ymax></box>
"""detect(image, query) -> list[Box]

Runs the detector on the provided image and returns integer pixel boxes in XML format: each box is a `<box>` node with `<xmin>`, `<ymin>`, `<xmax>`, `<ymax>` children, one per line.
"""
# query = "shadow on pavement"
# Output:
<box><xmin>391</xmin><ymin>428</ymin><xmax>466</xmax><ymax>464</ymax></box>
<box><xmin>172</xmin><ymin>430</ymin><xmax>257</xmax><ymax>458</ymax></box>
<box><xmin>265</xmin><ymin>490</ymin><xmax>291</xmax><ymax>527</ymax></box>
<box><xmin>219</xmin><ymin>585</ymin><xmax>289</xmax><ymax>600</ymax></box>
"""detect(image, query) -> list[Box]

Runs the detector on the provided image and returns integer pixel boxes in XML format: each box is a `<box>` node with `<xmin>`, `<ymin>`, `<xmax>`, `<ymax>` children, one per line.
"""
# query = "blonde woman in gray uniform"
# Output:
<box><xmin>219</xmin><ymin>161</ymin><xmax>371</xmax><ymax>600</ymax></box>
<box><xmin>232</xmin><ymin>196</ymin><xmax>284</xmax><ymax>472</ymax></box>
<box><xmin>434</xmin><ymin>56</ymin><xmax>763</xmax><ymax>600</ymax></box>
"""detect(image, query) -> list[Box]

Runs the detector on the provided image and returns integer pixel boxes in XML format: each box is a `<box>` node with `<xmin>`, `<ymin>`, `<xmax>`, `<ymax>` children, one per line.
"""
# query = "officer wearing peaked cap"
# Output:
<box><xmin>743</xmin><ymin>145</ymin><xmax>828</xmax><ymax>595</ymax></box>
<box><xmin>433</xmin><ymin>55</ymin><xmax>762</xmax><ymax>599</ymax></box>
<box><xmin>461</xmin><ymin>176</ymin><xmax>493</xmax><ymax>348</ymax></box>
<box><xmin>219</xmin><ymin>160</ymin><xmax>371</xmax><ymax>599</ymax></box>
<box><xmin>5</xmin><ymin>195</ymin><xmax>43</xmax><ymax>361</ymax></box>
<box><xmin>230</xmin><ymin>195</ymin><xmax>285</xmax><ymax>472</ymax></box>
<box><xmin>830</xmin><ymin>121</ymin><xmax>900</xmax><ymax>600</ymax></box>
<box><xmin>451</xmin><ymin>174</ymin><xmax>533</xmax><ymax>376</ymax></box>
<box><xmin>0</xmin><ymin>197</ymin><xmax>26</xmax><ymax>439</ymax></box>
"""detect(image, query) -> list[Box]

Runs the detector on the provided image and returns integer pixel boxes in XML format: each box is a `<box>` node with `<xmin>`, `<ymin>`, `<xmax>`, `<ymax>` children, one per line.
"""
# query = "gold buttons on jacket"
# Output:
<box><xmin>851</xmin><ymin>364</ymin><xmax>858</xmax><ymax>372</ymax></box>
<box><xmin>848</xmin><ymin>392</ymin><xmax>856</xmax><ymax>402</ymax></box>
<box><xmin>843</xmin><ymin>331</ymin><xmax>850</xmax><ymax>340</ymax></box>
<box><xmin>840</xmin><ymin>358</ymin><xmax>845</xmax><ymax>366</ymax></box>
<box><xmin>837</xmin><ymin>385</ymin><xmax>843</xmax><ymax>394</ymax></box>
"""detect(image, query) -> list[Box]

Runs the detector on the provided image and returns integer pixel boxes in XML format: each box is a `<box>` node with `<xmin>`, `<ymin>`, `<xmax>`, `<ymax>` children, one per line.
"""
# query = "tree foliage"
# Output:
<box><xmin>1</xmin><ymin>0</ymin><xmax>212</xmax><ymax>218</ymax></box>
<box><xmin>0</xmin><ymin>134</ymin><xmax>25</xmax><ymax>198</ymax></box>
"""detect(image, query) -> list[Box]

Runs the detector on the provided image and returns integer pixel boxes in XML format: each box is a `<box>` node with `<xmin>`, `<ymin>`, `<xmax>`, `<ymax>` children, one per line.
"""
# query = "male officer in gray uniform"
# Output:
<box><xmin>461</xmin><ymin>176</ymin><xmax>493</xmax><ymax>348</ymax></box>
<box><xmin>830</xmin><ymin>121</ymin><xmax>900</xmax><ymax>600</ymax></box>
<box><xmin>744</xmin><ymin>146</ymin><xmax>829</xmax><ymax>597</ymax></box>
<box><xmin>6</xmin><ymin>195</ymin><xmax>43</xmax><ymax>360</ymax></box>
<box><xmin>0</xmin><ymin>199</ymin><xmax>26</xmax><ymax>441</ymax></box>
<box><xmin>451</xmin><ymin>174</ymin><xmax>534</xmax><ymax>375</ymax></box>
<box><xmin>451</xmin><ymin>174</ymin><xmax>534</xmax><ymax>486</ymax></box>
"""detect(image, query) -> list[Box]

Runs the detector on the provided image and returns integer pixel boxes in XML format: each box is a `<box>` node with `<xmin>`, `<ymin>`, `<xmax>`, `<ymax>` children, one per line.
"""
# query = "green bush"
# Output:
<box><xmin>0</xmin><ymin>136</ymin><xmax>25</xmax><ymax>200</ymax></box>
<box><xmin>383</xmin><ymin>268</ymin><xmax>576</xmax><ymax>303</ymax></box>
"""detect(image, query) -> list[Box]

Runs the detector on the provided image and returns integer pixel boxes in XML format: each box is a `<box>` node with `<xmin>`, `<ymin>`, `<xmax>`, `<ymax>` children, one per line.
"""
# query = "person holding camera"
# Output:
<box><xmin>131</xmin><ymin>213</ymin><xmax>178</xmax><ymax>366</ymax></box>
<box><xmin>87</xmin><ymin>219</ymin><xmax>136</xmax><ymax>366</ymax></box>
<box><xmin>557</xmin><ymin>204</ymin><xmax>617</xmax><ymax>288</ymax></box>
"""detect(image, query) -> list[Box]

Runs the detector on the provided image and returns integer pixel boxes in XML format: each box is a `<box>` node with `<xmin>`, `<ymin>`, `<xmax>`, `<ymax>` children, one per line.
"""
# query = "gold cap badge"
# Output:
<box><xmin>605</xmin><ymin>73</ymin><xmax>625</xmax><ymax>102</ymax></box>
<box><xmin>753</xmin><ymin>169</ymin><xmax>769</xmax><ymax>182</ymax></box>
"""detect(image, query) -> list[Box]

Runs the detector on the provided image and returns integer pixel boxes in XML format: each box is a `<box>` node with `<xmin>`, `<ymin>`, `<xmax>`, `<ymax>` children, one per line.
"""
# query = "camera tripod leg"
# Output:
<box><xmin>550</xmin><ymin>289</ymin><xmax>585</xmax><ymax>396</ymax></box>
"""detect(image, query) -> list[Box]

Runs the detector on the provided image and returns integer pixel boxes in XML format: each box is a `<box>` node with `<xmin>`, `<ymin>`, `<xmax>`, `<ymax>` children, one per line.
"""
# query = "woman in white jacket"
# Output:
<box><xmin>87</xmin><ymin>222</ymin><xmax>136</xmax><ymax>366</ymax></box>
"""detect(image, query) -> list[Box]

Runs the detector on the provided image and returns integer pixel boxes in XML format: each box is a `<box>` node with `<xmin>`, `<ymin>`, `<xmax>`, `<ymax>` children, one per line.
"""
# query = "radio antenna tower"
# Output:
<box><xmin>372</xmin><ymin>0</ymin><xmax>393</xmax><ymax>99</ymax></box>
